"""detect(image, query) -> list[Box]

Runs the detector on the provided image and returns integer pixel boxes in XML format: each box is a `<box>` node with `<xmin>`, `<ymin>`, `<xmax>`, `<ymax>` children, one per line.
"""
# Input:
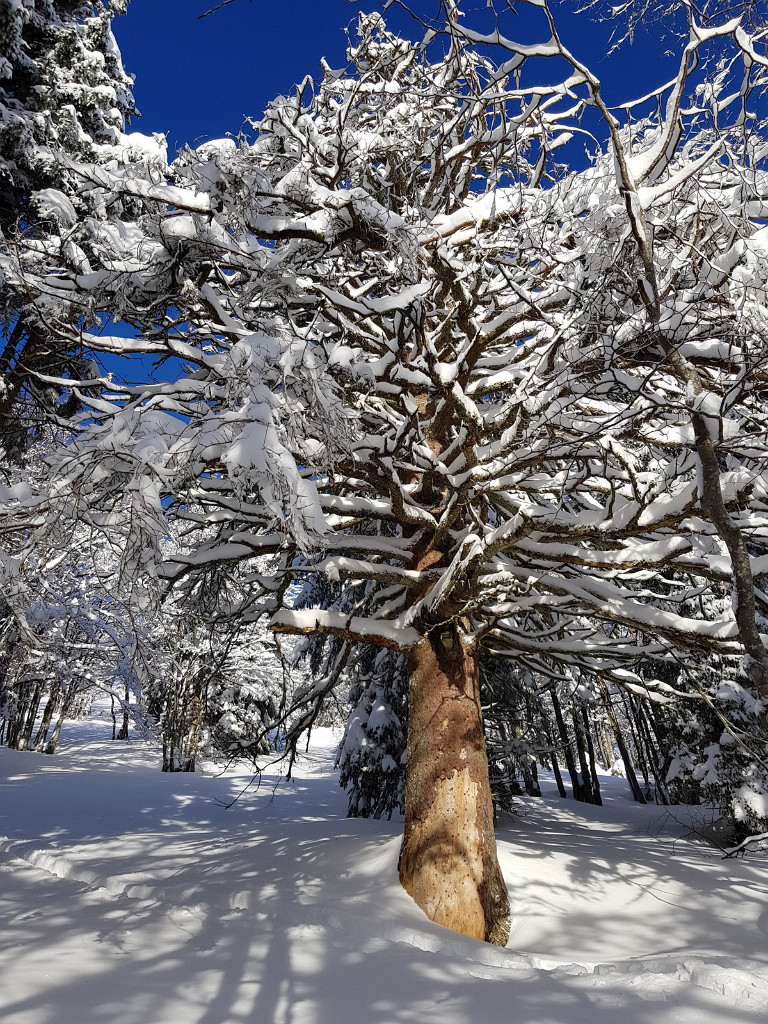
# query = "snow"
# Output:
<box><xmin>32</xmin><ymin>189</ymin><xmax>77</xmax><ymax>229</ymax></box>
<box><xmin>1</xmin><ymin>711</ymin><xmax>767</xmax><ymax>1024</ymax></box>
<box><xmin>271</xmin><ymin>608</ymin><xmax>422</xmax><ymax>650</ymax></box>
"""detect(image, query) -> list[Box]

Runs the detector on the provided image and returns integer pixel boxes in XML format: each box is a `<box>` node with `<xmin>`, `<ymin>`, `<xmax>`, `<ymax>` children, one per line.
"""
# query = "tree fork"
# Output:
<box><xmin>399</xmin><ymin>622</ymin><xmax>510</xmax><ymax>945</ymax></box>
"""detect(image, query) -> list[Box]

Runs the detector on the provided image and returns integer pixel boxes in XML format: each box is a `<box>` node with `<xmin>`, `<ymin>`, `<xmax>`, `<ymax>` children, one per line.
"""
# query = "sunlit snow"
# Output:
<box><xmin>1</xmin><ymin>710</ymin><xmax>767</xmax><ymax>1024</ymax></box>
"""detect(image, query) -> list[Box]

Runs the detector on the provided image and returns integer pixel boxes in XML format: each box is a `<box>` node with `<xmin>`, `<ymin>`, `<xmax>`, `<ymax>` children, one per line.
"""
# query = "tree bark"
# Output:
<box><xmin>115</xmin><ymin>683</ymin><xmax>130</xmax><ymax>740</ymax></box>
<box><xmin>545</xmin><ymin>723</ymin><xmax>567</xmax><ymax>799</ymax></box>
<box><xmin>18</xmin><ymin>681</ymin><xmax>42</xmax><ymax>751</ymax></box>
<box><xmin>634</xmin><ymin>699</ymin><xmax>669</xmax><ymax>805</ymax></box>
<box><xmin>45</xmin><ymin>693</ymin><xmax>72</xmax><ymax>754</ymax></box>
<box><xmin>34</xmin><ymin>689</ymin><xmax>58</xmax><ymax>751</ymax></box>
<box><xmin>605</xmin><ymin>697</ymin><xmax>646</xmax><ymax>804</ymax></box>
<box><xmin>581</xmin><ymin>706</ymin><xmax>602</xmax><ymax>807</ymax></box>
<box><xmin>551</xmin><ymin>687</ymin><xmax>584</xmax><ymax>800</ymax></box>
<box><xmin>399</xmin><ymin>623</ymin><xmax>510</xmax><ymax>945</ymax></box>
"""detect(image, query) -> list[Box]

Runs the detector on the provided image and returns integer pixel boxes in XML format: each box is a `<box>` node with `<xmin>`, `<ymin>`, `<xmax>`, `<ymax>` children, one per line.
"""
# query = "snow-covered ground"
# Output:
<box><xmin>1</xmin><ymin>711</ymin><xmax>767</xmax><ymax>1024</ymax></box>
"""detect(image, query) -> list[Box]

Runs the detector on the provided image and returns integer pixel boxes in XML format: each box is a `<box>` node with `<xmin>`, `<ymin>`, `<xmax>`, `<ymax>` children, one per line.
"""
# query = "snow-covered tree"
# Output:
<box><xmin>0</xmin><ymin>514</ymin><xmax>143</xmax><ymax>752</ymax></box>
<box><xmin>336</xmin><ymin>646</ymin><xmax>409</xmax><ymax>818</ymax></box>
<box><xmin>4</xmin><ymin>0</ymin><xmax>768</xmax><ymax>943</ymax></box>
<box><xmin>0</xmin><ymin>0</ymin><xmax>135</xmax><ymax>450</ymax></box>
<box><xmin>144</xmin><ymin>571</ymin><xmax>289</xmax><ymax>773</ymax></box>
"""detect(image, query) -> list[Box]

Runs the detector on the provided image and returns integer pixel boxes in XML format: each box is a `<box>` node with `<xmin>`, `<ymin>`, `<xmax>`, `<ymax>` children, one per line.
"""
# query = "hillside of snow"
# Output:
<box><xmin>1</xmin><ymin>712</ymin><xmax>767</xmax><ymax>1024</ymax></box>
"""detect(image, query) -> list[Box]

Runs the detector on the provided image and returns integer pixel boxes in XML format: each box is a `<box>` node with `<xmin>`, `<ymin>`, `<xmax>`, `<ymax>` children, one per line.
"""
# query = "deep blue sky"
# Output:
<box><xmin>113</xmin><ymin>0</ymin><xmax>679</xmax><ymax>153</ymax></box>
<box><xmin>115</xmin><ymin>0</ymin><xmax>380</xmax><ymax>150</ymax></box>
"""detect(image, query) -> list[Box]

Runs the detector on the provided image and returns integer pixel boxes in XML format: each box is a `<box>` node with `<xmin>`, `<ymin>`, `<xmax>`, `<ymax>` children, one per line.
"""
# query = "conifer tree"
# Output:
<box><xmin>0</xmin><ymin>0</ymin><xmax>134</xmax><ymax>447</ymax></box>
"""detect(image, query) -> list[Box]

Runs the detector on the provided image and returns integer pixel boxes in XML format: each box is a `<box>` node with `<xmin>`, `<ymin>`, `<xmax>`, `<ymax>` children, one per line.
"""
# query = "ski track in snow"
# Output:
<box><xmin>1</xmin><ymin>710</ymin><xmax>767</xmax><ymax>1024</ymax></box>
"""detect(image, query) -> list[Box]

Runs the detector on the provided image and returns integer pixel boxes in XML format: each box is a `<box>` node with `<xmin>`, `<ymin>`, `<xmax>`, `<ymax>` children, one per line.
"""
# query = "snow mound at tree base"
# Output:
<box><xmin>1</xmin><ymin>715</ymin><xmax>767</xmax><ymax>1024</ymax></box>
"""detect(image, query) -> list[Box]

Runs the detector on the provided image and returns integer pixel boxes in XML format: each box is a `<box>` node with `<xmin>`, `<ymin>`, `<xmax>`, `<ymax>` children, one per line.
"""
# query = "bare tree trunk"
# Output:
<box><xmin>45</xmin><ymin>693</ymin><xmax>71</xmax><ymax>754</ymax></box>
<box><xmin>598</xmin><ymin>722</ymin><xmax>614</xmax><ymax>772</ymax></box>
<box><xmin>34</xmin><ymin>689</ymin><xmax>58</xmax><ymax>750</ymax></box>
<box><xmin>521</xmin><ymin>695</ymin><xmax>541</xmax><ymax>797</ymax></box>
<box><xmin>116</xmin><ymin>683</ymin><xmax>130</xmax><ymax>739</ymax></box>
<box><xmin>521</xmin><ymin>755</ymin><xmax>541</xmax><ymax>798</ymax></box>
<box><xmin>634</xmin><ymin>699</ymin><xmax>669</xmax><ymax>805</ymax></box>
<box><xmin>551</xmin><ymin>687</ymin><xmax>584</xmax><ymax>800</ymax></box>
<box><xmin>581</xmin><ymin>706</ymin><xmax>602</xmax><ymax>807</ymax></box>
<box><xmin>572</xmin><ymin>706</ymin><xmax>598</xmax><ymax>804</ymax></box>
<box><xmin>6</xmin><ymin>677</ymin><xmax>42</xmax><ymax>751</ymax></box>
<box><xmin>545</xmin><ymin>723</ymin><xmax>567</xmax><ymax>798</ymax></box>
<box><xmin>18</xmin><ymin>681</ymin><xmax>42</xmax><ymax>751</ymax></box>
<box><xmin>161</xmin><ymin>663</ymin><xmax>209</xmax><ymax>772</ymax></box>
<box><xmin>399</xmin><ymin>623</ymin><xmax>510</xmax><ymax>946</ymax></box>
<box><xmin>605</xmin><ymin>697</ymin><xmax>646</xmax><ymax>804</ymax></box>
<box><xmin>621</xmin><ymin>691</ymin><xmax>651</xmax><ymax>798</ymax></box>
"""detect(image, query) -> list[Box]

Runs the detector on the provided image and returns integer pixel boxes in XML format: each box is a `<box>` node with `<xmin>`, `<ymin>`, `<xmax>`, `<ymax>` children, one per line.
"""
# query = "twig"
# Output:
<box><xmin>198</xmin><ymin>0</ymin><xmax>244</xmax><ymax>19</ymax></box>
<box><xmin>723</xmin><ymin>831</ymin><xmax>768</xmax><ymax>858</ymax></box>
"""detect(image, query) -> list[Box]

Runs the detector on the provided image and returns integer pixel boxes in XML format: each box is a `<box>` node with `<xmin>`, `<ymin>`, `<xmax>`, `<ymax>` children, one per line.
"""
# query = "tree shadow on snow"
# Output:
<box><xmin>2</xmin><ymin>744</ymin><xmax>767</xmax><ymax>1023</ymax></box>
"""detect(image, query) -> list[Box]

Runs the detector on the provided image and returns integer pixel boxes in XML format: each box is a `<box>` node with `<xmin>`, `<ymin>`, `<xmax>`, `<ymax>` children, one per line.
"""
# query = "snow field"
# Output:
<box><xmin>1</xmin><ymin>711</ymin><xmax>767</xmax><ymax>1024</ymax></box>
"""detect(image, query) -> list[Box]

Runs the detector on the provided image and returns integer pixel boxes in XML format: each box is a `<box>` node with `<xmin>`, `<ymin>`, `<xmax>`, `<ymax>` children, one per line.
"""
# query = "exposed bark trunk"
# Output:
<box><xmin>116</xmin><ymin>683</ymin><xmax>130</xmax><ymax>740</ymax></box>
<box><xmin>572</xmin><ymin>706</ymin><xmax>599</xmax><ymax>805</ymax></box>
<box><xmin>634</xmin><ymin>699</ymin><xmax>669</xmax><ymax>804</ymax></box>
<box><xmin>551</xmin><ymin>687</ymin><xmax>584</xmax><ymax>800</ymax></box>
<box><xmin>545</xmin><ymin>723</ymin><xmax>567</xmax><ymax>799</ymax></box>
<box><xmin>621</xmin><ymin>691</ymin><xmax>651</xmax><ymax>797</ymax></box>
<box><xmin>45</xmin><ymin>693</ymin><xmax>71</xmax><ymax>754</ymax></box>
<box><xmin>521</xmin><ymin>755</ymin><xmax>541</xmax><ymax>798</ymax></box>
<box><xmin>399</xmin><ymin>623</ymin><xmax>510</xmax><ymax>946</ymax></box>
<box><xmin>521</xmin><ymin>695</ymin><xmax>541</xmax><ymax>797</ymax></box>
<box><xmin>595</xmin><ymin>720</ymin><xmax>613</xmax><ymax>771</ymax></box>
<box><xmin>605</xmin><ymin>697</ymin><xmax>646</xmax><ymax>804</ymax></box>
<box><xmin>581</xmin><ymin>706</ymin><xmax>602</xmax><ymax>807</ymax></box>
<box><xmin>18</xmin><ymin>681</ymin><xmax>42</xmax><ymax>751</ymax></box>
<box><xmin>34</xmin><ymin>689</ymin><xmax>58</xmax><ymax>751</ymax></box>
<box><xmin>5</xmin><ymin>677</ymin><xmax>43</xmax><ymax>750</ymax></box>
<box><xmin>161</xmin><ymin>656</ymin><xmax>208</xmax><ymax>772</ymax></box>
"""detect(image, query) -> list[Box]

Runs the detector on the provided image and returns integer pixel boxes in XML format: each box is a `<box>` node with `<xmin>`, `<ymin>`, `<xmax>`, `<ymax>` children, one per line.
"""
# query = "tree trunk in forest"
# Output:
<box><xmin>161</xmin><ymin>660</ymin><xmax>208</xmax><ymax>772</ymax></box>
<box><xmin>522</xmin><ymin>756</ymin><xmax>541</xmax><ymax>798</ymax></box>
<box><xmin>45</xmin><ymin>693</ymin><xmax>71</xmax><ymax>754</ymax></box>
<box><xmin>581</xmin><ymin>706</ymin><xmax>602</xmax><ymax>807</ymax></box>
<box><xmin>18</xmin><ymin>681</ymin><xmax>42</xmax><ymax>750</ymax></box>
<box><xmin>116</xmin><ymin>683</ymin><xmax>130</xmax><ymax>740</ymax></box>
<box><xmin>34</xmin><ymin>689</ymin><xmax>58</xmax><ymax>750</ymax></box>
<box><xmin>597</xmin><ymin>722</ymin><xmax>614</xmax><ymax>771</ymax></box>
<box><xmin>551</xmin><ymin>687</ymin><xmax>584</xmax><ymax>800</ymax></box>
<box><xmin>605</xmin><ymin>697</ymin><xmax>646</xmax><ymax>804</ymax></box>
<box><xmin>399</xmin><ymin>623</ymin><xmax>510</xmax><ymax>946</ymax></box>
<box><xmin>5</xmin><ymin>677</ymin><xmax>42</xmax><ymax>750</ymax></box>
<box><xmin>572</xmin><ymin>707</ymin><xmax>595</xmax><ymax>803</ymax></box>
<box><xmin>623</xmin><ymin>693</ymin><xmax>652</xmax><ymax>800</ymax></box>
<box><xmin>635</xmin><ymin>701</ymin><xmax>669</xmax><ymax>805</ymax></box>
<box><xmin>546</xmin><ymin>725</ymin><xmax>567</xmax><ymax>799</ymax></box>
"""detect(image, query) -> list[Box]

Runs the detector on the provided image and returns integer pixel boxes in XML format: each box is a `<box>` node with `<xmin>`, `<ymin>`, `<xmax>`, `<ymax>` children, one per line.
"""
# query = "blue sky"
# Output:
<box><xmin>113</xmin><ymin>0</ymin><xmax>679</xmax><ymax>153</ymax></box>
<box><xmin>115</xmin><ymin>0</ymin><xmax>380</xmax><ymax>150</ymax></box>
